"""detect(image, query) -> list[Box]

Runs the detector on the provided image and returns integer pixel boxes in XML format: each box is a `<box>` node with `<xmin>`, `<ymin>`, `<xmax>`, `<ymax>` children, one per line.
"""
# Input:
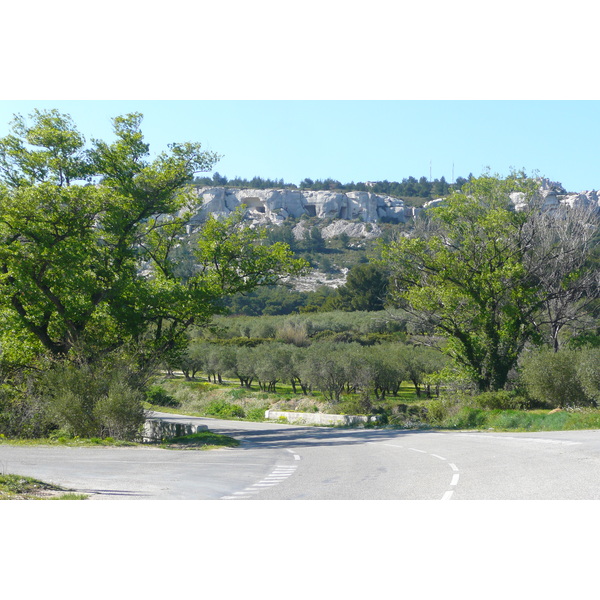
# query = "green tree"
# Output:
<box><xmin>0</xmin><ymin>110</ymin><xmax>306</xmax><ymax>368</ymax></box>
<box><xmin>381</xmin><ymin>172</ymin><xmax>544</xmax><ymax>391</ymax></box>
<box><xmin>393</xmin><ymin>344</ymin><xmax>447</xmax><ymax>397</ymax></box>
<box><xmin>336</xmin><ymin>263</ymin><xmax>389</xmax><ymax>312</ymax></box>
<box><xmin>300</xmin><ymin>341</ymin><xmax>351</xmax><ymax>403</ymax></box>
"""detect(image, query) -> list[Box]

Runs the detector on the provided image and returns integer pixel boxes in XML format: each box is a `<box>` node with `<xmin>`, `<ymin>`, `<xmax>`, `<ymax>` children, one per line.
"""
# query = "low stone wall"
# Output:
<box><xmin>265</xmin><ymin>410</ymin><xmax>377</xmax><ymax>426</ymax></box>
<box><xmin>143</xmin><ymin>418</ymin><xmax>208</xmax><ymax>442</ymax></box>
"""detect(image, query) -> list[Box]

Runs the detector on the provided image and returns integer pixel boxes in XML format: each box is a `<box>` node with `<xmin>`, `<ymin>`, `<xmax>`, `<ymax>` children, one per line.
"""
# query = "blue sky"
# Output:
<box><xmin>1</xmin><ymin>100</ymin><xmax>599</xmax><ymax>193</ymax></box>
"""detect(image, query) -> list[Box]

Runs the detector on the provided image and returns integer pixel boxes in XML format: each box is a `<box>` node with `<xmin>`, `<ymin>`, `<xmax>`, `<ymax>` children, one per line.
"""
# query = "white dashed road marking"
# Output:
<box><xmin>368</xmin><ymin>441</ymin><xmax>461</xmax><ymax>501</ymax></box>
<box><xmin>221</xmin><ymin>461</ymin><xmax>300</xmax><ymax>500</ymax></box>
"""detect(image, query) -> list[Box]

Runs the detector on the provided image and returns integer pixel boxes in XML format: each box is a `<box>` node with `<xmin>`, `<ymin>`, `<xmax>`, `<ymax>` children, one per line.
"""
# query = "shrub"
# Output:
<box><xmin>447</xmin><ymin>407</ymin><xmax>488</xmax><ymax>429</ymax></box>
<box><xmin>245</xmin><ymin>406</ymin><xmax>269</xmax><ymax>421</ymax></box>
<box><xmin>42</xmin><ymin>364</ymin><xmax>103</xmax><ymax>437</ymax></box>
<box><xmin>0</xmin><ymin>385</ymin><xmax>53</xmax><ymax>439</ymax></box>
<box><xmin>473</xmin><ymin>391</ymin><xmax>530</xmax><ymax>410</ymax></box>
<box><xmin>275</xmin><ymin>321</ymin><xmax>310</xmax><ymax>347</ymax></box>
<box><xmin>576</xmin><ymin>348</ymin><xmax>600</xmax><ymax>406</ymax></box>
<box><xmin>94</xmin><ymin>381</ymin><xmax>146</xmax><ymax>439</ymax></box>
<box><xmin>37</xmin><ymin>353</ymin><xmax>149</xmax><ymax>440</ymax></box>
<box><xmin>204</xmin><ymin>399</ymin><xmax>245</xmax><ymax>418</ymax></box>
<box><xmin>146</xmin><ymin>385</ymin><xmax>180</xmax><ymax>408</ymax></box>
<box><xmin>424</xmin><ymin>396</ymin><xmax>463</xmax><ymax>424</ymax></box>
<box><xmin>520</xmin><ymin>349</ymin><xmax>590</xmax><ymax>408</ymax></box>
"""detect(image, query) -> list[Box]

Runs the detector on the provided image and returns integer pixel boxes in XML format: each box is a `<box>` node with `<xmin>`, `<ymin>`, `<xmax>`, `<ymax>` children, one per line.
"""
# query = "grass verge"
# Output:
<box><xmin>0</xmin><ymin>474</ymin><xmax>88</xmax><ymax>500</ymax></box>
<box><xmin>159</xmin><ymin>431</ymin><xmax>240</xmax><ymax>449</ymax></box>
<box><xmin>0</xmin><ymin>434</ymin><xmax>136</xmax><ymax>447</ymax></box>
<box><xmin>431</xmin><ymin>406</ymin><xmax>600</xmax><ymax>432</ymax></box>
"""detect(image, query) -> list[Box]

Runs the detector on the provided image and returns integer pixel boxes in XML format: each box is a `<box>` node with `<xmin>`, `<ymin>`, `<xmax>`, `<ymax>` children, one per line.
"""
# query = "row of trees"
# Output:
<box><xmin>194</xmin><ymin>172</ymin><xmax>470</xmax><ymax>200</ymax></box>
<box><xmin>178</xmin><ymin>341</ymin><xmax>447</xmax><ymax>404</ymax></box>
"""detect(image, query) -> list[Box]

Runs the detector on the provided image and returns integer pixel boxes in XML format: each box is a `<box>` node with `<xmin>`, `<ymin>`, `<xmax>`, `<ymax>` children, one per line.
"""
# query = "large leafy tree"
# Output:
<box><xmin>0</xmin><ymin>109</ymin><xmax>306</xmax><ymax>367</ymax></box>
<box><xmin>381</xmin><ymin>172</ymin><xmax>548</xmax><ymax>391</ymax></box>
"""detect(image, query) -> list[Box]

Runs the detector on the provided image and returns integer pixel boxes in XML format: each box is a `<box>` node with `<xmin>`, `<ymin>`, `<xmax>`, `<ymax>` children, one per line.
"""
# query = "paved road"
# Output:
<box><xmin>2</xmin><ymin>412</ymin><xmax>600</xmax><ymax>500</ymax></box>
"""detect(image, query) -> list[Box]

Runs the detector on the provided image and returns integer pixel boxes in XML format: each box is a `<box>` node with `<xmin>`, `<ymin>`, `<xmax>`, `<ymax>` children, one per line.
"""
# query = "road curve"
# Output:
<box><xmin>2</xmin><ymin>412</ymin><xmax>600</xmax><ymax>500</ymax></box>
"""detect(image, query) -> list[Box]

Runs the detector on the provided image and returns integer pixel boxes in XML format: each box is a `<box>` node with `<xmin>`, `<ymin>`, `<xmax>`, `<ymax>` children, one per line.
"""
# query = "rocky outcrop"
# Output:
<box><xmin>192</xmin><ymin>187</ymin><xmax>408</xmax><ymax>225</ymax></box>
<box><xmin>188</xmin><ymin>182</ymin><xmax>600</xmax><ymax>235</ymax></box>
<box><xmin>510</xmin><ymin>179</ymin><xmax>599</xmax><ymax>213</ymax></box>
<box><xmin>292</xmin><ymin>220</ymin><xmax>382</xmax><ymax>241</ymax></box>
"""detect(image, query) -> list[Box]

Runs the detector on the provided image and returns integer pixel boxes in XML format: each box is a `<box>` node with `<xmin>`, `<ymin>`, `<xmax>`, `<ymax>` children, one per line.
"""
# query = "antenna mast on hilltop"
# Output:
<box><xmin>429</xmin><ymin>160</ymin><xmax>432</xmax><ymax>182</ymax></box>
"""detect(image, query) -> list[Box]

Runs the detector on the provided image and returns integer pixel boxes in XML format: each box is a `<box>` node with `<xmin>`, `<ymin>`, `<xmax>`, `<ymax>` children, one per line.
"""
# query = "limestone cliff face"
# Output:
<box><xmin>191</xmin><ymin>187</ymin><xmax>409</xmax><ymax>225</ymax></box>
<box><xmin>509</xmin><ymin>179</ymin><xmax>599</xmax><ymax>212</ymax></box>
<box><xmin>187</xmin><ymin>182</ymin><xmax>600</xmax><ymax>236</ymax></box>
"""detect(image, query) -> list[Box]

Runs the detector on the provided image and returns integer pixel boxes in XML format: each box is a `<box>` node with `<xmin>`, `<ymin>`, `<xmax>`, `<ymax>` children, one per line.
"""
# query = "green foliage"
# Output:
<box><xmin>93</xmin><ymin>381</ymin><xmax>146</xmax><ymax>440</ymax></box>
<box><xmin>472</xmin><ymin>391</ymin><xmax>530</xmax><ymax>411</ymax></box>
<box><xmin>145</xmin><ymin>385</ymin><xmax>180</xmax><ymax>408</ymax></box>
<box><xmin>298</xmin><ymin>342</ymin><xmax>352</xmax><ymax>403</ymax></box>
<box><xmin>225</xmin><ymin>285</ymin><xmax>309</xmax><ymax>316</ymax></box>
<box><xmin>519</xmin><ymin>348</ymin><xmax>597</xmax><ymax>408</ymax></box>
<box><xmin>577</xmin><ymin>348</ymin><xmax>600</xmax><ymax>404</ymax></box>
<box><xmin>0</xmin><ymin>108</ymin><xmax>305</xmax><ymax>366</ymax></box>
<box><xmin>382</xmin><ymin>172</ymin><xmax>546</xmax><ymax>391</ymax></box>
<box><xmin>162</xmin><ymin>430</ymin><xmax>240</xmax><ymax>448</ymax></box>
<box><xmin>425</xmin><ymin>396</ymin><xmax>462</xmax><ymax>425</ymax></box>
<box><xmin>0</xmin><ymin>383</ymin><xmax>52</xmax><ymax>438</ymax></box>
<box><xmin>245</xmin><ymin>406</ymin><xmax>269</xmax><ymax>421</ymax></box>
<box><xmin>35</xmin><ymin>352</ymin><xmax>148</xmax><ymax>440</ymax></box>
<box><xmin>203</xmin><ymin>399</ymin><xmax>245</xmax><ymax>419</ymax></box>
<box><xmin>0</xmin><ymin>109</ymin><xmax>308</xmax><ymax>439</ymax></box>
<box><xmin>336</xmin><ymin>263</ymin><xmax>390</xmax><ymax>312</ymax></box>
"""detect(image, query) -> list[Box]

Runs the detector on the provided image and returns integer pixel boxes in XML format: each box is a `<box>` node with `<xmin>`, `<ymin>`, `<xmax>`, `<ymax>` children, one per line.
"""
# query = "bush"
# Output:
<box><xmin>576</xmin><ymin>348</ymin><xmax>600</xmax><ymax>406</ymax></box>
<box><xmin>36</xmin><ymin>354</ymin><xmax>149</xmax><ymax>440</ymax></box>
<box><xmin>473</xmin><ymin>391</ymin><xmax>530</xmax><ymax>410</ymax></box>
<box><xmin>145</xmin><ymin>385</ymin><xmax>180</xmax><ymax>408</ymax></box>
<box><xmin>94</xmin><ymin>381</ymin><xmax>146</xmax><ymax>439</ymax></box>
<box><xmin>245</xmin><ymin>406</ymin><xmax>269</xmax><ymax>421</ymax></box>
<box><xmin>0</xmin><ymin>385</ymin><xmax>53</xmax><ymax>439</ymax></box>
<box><xmin>203</xmin><ymin>399</ymin><xmax>245</xmax><ymax>419</ymax></box>
<box><xmin>424</xmin><ymin>396</ymin><xmax>463</xmax><ymax>424</ymax></box>
<box><xmin>42</xmin><ymin>364</ymin><xmax>102</xmax><ymax>437</ymax></box>
<box><xmin>520</xmin><ymin>349</ymin><xmax>592</xmax><ymax>408</ymax></box>
<box><xmin>447</xmin><ymin>407</ymin><xmax>488</xmax><ymax>429</ymax></box>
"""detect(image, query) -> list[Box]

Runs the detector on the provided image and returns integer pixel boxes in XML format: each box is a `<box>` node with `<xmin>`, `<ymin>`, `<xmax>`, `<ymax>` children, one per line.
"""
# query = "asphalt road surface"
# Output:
<box><xmin>2</xmin><ymin>412</ymin><xmax>600</xmax><ymax>500</ymax></box>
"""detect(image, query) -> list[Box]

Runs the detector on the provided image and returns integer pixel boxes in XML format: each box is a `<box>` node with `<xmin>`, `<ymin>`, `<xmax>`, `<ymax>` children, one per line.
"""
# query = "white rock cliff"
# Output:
<box><xmin>187</xmin><ymin>181</ymin><xmax>600</xmax><ymax>235</ymax></box>
<box><xmin>191</xmin><ymin>187</ymin><xmax>409</xmax><ymax>225</ymax></box>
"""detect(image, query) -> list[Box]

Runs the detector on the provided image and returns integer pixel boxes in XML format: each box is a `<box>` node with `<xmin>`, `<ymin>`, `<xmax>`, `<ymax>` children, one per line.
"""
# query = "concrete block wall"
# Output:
<box><xmin>143</xmin><ymin>419</ymin><xmax>208</xmax><ymax>442</ymax></box>
<box><xmin>265</xmin><ymin>410</ymin><xmax>377</xmax><ymax>426</ymax></box>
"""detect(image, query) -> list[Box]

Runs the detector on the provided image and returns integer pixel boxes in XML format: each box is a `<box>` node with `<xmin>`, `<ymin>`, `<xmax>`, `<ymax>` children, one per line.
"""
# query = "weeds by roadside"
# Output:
<box><xmin>0</xmin><ymin>474</ymin><xmax>88</xmax><ymax>500</ymax></box>
<box><xmin>0</xmin><ymin>433</ymin><xmax>136</xmax><ymax>447</ymax></box>
<box><xmin>159</xmin><ymin>431</ymin><xmax>240</xmax><ymax>449</ymax></box>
